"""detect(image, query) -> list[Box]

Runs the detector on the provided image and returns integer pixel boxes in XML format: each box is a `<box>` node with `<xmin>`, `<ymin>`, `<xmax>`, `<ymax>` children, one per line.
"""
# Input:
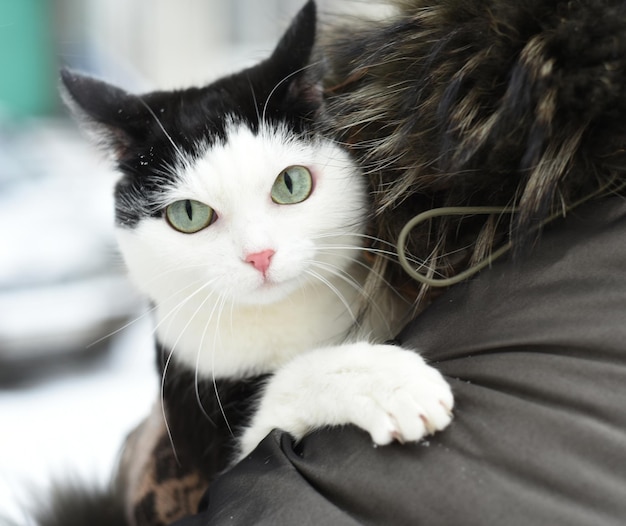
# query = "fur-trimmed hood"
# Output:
<box><xmin>321</xmin><ymin>0</ymin><xmax>626</xmax><ymax>298</ymax></box>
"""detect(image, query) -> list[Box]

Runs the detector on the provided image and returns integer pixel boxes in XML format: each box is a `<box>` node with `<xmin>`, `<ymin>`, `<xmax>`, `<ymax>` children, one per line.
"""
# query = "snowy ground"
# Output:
<box><xmin>0</xmin><ymin>318</ymin><xmax>157</xmax><ymax>524</ymax></box>
<box><xmin>0</xmin><ymin>119</ymin><xmax>158</xmax><ymax>524</ymax></box>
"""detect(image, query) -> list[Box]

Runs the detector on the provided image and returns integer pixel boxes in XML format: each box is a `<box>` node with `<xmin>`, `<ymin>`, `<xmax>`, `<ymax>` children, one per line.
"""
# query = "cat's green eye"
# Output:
<box><xmin>271</xmin><ymin>166</ymin><xmax>313</xmax><ymax>205</ymax></box>
<box><xmin>166</xmin><ymin>199</ymin><xmax>215</xmax><ymax>234</ymax></box>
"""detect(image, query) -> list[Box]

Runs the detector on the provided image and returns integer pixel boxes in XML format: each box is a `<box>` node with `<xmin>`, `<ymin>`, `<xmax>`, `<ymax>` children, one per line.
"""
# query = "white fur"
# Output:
<box><xmin>116</xmin><ymin>120</ymin><xmax>454</xmax><ymax>452</ymax></box>
<box><xmin>117</xmin><ymin>121</ymin><xmax>373</xmax><ymax>377</ymax></box>
<box><xmin>238</xmin><ymin>342</ymin><xmax>454</xmax><ymax>458</ymax></box>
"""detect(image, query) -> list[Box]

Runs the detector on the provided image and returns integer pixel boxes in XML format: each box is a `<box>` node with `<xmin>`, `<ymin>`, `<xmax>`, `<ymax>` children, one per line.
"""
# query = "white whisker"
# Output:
<box><xmin>137</xmin><ymin>98</ymin><xmax>186</xmax><ymax>162</ymax></box>
<box><xmin>160</xmin><ymin>346</ymin><xmax>181</xmax><ymax>466</ymax></box>
<box><xmin>150</xmin><ymin>279</ymin><xmax>216</xmax><ymax>341</ymax></box>
<box><xmin>308</xmin><ymin>259</ymin><xmax>394</xmax><ymax>335</ymax></box>
<box><xmin>311</xmin><ymin>231</ymin><xmax>397</xmax><ymax>247</ymax></box>
<box><xmin>304</xmin><ymin>268</ymin><xmax>359</xmax><ymax>325</ymax></box>
<box><xmin>248</xmin><ymin>79</ymin><xmax>262</xmax><ymax>125</ymax></box>
<box><xmin>86</xmin><ymin>274</ymin><xmax>208</xmax><ymax>348</ymax></box>
<box><xmin>195</xmin><ymin>289</ymin><xmax>231</xmax><ymax>427</ymax></box>
<box><xmin>261</xmin><ymin>62</ymin><xmax>316</xmax><ymax>124</ymax></box>
<box><xmin>211</xmin><ymin>292</ymin><xmax>235</xmax><ymax>438</ymax></box>
<box><xmin>157</xmin><ymin>278</ymin><xmax>219</xmax><ymax>459</ymax></box>
<box><xmin>314</xmin><ymin>242</ymin><xmax>424</xmax><ymax>268</ymax></box>
<box><xmin>86</xmin><ymin>303</ymin><xmax>154</xmax><ymax>349</ymax></box>
<box><xmin>314</xmin><ymin>249</ymin><xmax>408</xmax><ymax>302</ymax></box>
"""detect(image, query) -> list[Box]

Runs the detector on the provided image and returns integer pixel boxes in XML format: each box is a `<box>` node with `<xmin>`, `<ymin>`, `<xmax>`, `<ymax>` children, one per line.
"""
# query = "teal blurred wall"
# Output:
<box><xmin>0</xmin><ymin>0</ymin><xmax>56</xmax><ymax>117</ymax></box>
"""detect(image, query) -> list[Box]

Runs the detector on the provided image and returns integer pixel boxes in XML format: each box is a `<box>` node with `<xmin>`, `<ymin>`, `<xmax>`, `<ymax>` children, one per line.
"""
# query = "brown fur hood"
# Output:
<box><xmin>320</xmin><ymin>0</ymin><xmax>626</xmax><ymax>297</ymax></box>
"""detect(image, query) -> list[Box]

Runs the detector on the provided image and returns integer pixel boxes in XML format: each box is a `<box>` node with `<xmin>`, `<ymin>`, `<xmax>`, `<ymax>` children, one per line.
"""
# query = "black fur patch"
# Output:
<box><xmin>157</xmin><ymin>342</ymin><xmax>268</xmax><ymax>481</ymax></box>
<box><xmin>60</xmin><ymin>0</ymin><xmax>320</xmax><ymax>229</ymax></box>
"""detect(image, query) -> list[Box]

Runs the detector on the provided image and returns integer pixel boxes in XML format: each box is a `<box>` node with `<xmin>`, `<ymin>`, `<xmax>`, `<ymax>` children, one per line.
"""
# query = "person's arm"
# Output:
<box><xmin>177</xmin><ymin>196</ymin><xmax>626</xmax><ymax>526</ymax></box>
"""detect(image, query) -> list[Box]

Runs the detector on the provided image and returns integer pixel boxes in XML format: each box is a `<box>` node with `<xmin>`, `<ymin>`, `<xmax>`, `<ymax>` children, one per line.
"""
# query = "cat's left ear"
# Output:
<box><xmin>266</xmin><ymin>0</ymin><xmax>322</xmax><ymax>108</ymax></box>
<box><xmin>59</xmin><ymin>69</ymin><xmax>149</xmax><ymax>160</ymax></box>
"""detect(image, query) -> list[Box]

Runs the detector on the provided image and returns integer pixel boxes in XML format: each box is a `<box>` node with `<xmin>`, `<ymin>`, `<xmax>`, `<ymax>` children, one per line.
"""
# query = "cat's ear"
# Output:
<box><xmin>60</xmin><ymin>69</ymin><xmax>147</xmax><ymax>159</ymax></box>
<box><xmin>266</xmin><ymin>0</ymin><xmax>322</xmax><ymax>107</ymax></box>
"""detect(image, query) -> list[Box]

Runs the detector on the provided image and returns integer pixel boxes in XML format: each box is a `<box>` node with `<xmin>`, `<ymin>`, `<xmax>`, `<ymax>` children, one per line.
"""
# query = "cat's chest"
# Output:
<box><xmin>155</xmin><ymin>278</ymin><xmax>361</xmax><ymax>378</ymax></box>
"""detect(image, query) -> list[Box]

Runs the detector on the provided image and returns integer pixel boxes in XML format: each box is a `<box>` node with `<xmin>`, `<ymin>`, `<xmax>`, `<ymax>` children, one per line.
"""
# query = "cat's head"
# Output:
<box><xmin>61</xmin><ymin>0</ymin><xmax>368</xmax><ymax>307</ymax></box>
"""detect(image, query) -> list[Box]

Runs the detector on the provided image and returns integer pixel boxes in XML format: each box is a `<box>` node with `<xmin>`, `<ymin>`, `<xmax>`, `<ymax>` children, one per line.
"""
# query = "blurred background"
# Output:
<box><xmin>0</xmin><ymin>0</ymin><xmax>334</xmax><ymax>521</ymax></box>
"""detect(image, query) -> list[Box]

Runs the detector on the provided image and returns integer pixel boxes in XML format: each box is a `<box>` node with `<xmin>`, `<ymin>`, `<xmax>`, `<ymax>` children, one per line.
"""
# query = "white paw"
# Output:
<box><xmin>237</xmin><ymin>342</ymin><xmax>453</xmax><ymax>459</ymax></box>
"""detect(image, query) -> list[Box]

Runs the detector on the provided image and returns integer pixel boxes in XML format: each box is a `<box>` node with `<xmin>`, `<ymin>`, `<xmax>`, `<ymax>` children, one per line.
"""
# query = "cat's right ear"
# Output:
<box><xmin>60</xmin><ymin>69</ymin><xmax>146</xmax><ymax>159</ymax></box>
<box><xmin>265</xmin><ymin>0</ymin><xmax>323</xmax><ymax>109</ymax></box>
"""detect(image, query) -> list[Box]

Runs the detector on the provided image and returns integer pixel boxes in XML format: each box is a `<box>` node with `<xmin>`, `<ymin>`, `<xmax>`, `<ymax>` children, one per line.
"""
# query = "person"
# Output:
<box><xmin>174</xmin><ymin>194</ymin><xmax>626</xmax><ymax>525</ymax></box>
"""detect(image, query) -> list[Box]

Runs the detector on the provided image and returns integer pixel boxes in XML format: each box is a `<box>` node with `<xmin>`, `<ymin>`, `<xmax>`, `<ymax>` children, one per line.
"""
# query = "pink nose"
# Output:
<box><xmin>245</xmin><ymin>249</ymin><xmax>275</xmax><ymax>275</ymax></box>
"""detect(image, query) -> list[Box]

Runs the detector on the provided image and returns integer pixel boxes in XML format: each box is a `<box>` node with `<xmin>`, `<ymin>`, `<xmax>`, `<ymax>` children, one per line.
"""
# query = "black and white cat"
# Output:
<box><xmin>60</xmin><ymin>0</ymin><xmax>452</xmax><ymax>506</ymax></box>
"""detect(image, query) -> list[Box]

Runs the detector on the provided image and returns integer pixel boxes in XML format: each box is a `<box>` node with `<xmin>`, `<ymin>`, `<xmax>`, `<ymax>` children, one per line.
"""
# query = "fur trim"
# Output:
<box><xmin>118</xmin><ymin>404</ymin><xmax>209</xmax><ymax>526</ymax></box>
<box><xmin>32</xmin><ymin>483</ymin><xmax>127</xmax><ymax>526</ymax></box>
<box><xmin>320</xmin><ymin>0</ymin><xmax>626</xmax><ymax>299</ymax></box>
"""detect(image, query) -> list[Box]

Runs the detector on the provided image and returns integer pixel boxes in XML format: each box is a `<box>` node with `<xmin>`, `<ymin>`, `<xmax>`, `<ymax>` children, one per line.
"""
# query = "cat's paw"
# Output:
<box><xmin>237</xmin><ymin>342</ymin><xmax>453</xmax><ymax>459</ymax></box>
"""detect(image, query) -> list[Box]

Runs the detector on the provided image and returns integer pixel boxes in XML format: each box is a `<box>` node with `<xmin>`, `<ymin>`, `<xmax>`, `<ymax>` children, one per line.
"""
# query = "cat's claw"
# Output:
<box><xmin>237</xmin><ymin>342</ymin><xmax>454</xmax><ymax>460</ymax></box>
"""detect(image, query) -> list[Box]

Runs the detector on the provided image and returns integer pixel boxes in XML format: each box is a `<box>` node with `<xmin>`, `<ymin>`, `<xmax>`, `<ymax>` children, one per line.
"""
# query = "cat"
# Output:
<box><xmin>56</xmin><ymin>1</ymin><xmax>453</xmax><ymax>524</ymax></box>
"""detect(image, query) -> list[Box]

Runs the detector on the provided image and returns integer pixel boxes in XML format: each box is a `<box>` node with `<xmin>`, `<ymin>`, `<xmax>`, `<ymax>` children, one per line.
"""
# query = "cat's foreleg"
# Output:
<box><xmin>237</xmin><ymin>342</ymin><xmax>454</xmax><ymax>459</ymax></box>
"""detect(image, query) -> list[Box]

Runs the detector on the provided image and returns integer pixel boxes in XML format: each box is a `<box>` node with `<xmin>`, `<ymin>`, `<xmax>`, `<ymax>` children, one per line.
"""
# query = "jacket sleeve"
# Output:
<box><xmin>174</xmin><ymin>196</ymin><xmax>626</xmax><ymax>526</ymax></box>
